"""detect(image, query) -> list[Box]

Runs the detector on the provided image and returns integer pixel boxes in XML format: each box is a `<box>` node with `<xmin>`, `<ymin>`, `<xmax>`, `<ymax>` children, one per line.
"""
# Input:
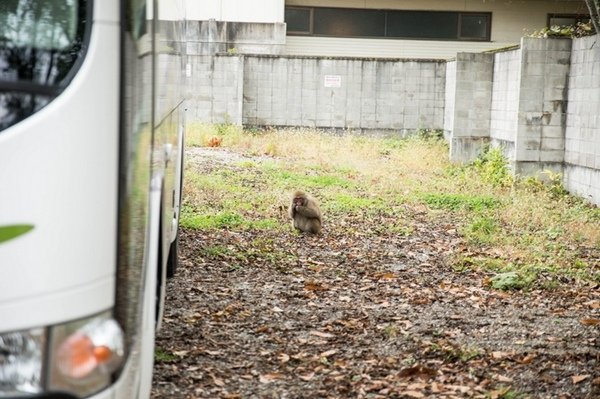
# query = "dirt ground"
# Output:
<box><xmin>151</xmin><ymin>148</ymin><xmax>599</xmax><ymax>399</ymax></box>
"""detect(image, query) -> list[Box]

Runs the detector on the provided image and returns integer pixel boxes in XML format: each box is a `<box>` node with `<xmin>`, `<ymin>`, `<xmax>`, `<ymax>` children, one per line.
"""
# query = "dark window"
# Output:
<box><xmin>314</xmin><ymin>8</ymin><xmax>385</xmax><ymax>37</ymax></box>
<box><xmin>386</xmin><ymin>11</ymin><xmax>458</xmax><ymax>39</ymax></box>
<box><xmin>460</xmin><ymin>14</ymin><xmax>489</xmax><ymax>39</ymax></box>
<box><xmin>285</xmin><ymin>7</ymin><xmax>311</xmax><ymax>33</ymax></box>
<box><xmin>285</xmin><ymin>6</ymin><xmax>491</xmax><ymax>41</ymax></box>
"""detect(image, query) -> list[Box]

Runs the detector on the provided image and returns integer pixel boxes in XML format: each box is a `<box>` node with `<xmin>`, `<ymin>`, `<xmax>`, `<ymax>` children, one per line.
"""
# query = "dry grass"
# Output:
<box><xmin>184</xmin><ymin>122</ymin><xmax>600</xmax><ymax>287</ymax></box>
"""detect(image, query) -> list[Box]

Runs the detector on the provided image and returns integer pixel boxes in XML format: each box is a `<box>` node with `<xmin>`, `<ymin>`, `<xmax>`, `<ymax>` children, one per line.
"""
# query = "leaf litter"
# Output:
<box><xmin>152</xmin><ymin>148</ymin><xmax>599</xmax><ymax>399</ymax></box>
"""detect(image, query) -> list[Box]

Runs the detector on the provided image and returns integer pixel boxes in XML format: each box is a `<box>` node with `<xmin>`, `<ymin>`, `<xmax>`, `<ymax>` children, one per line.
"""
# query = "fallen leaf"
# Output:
<box><xmin>518</xmin><ymin>354</ymin><xmax>536</xmax><ymax>364</ymax></box>
<box><xmin>491</xmin><ymin>351</ymin><xmax>512</xmax><ymax>359</ymax></box>
<box><xmin>277</xmin><ymin>353</ymin><xmax>290</xmax><ymax>363</ymax></box>
<box><xmin>259</xmin><ymin>373</ymin><xmax>284</xmax><ymax>384</ymax></box>
<box><xmin>319</xmin><ymin>349</ymin><xmax>338</xmax><ymax>358</ymax></box>
<box><xmin>398</xmin><ymin>365</ymin><xmax>437</xmax><ymax>379</ymax></box>
<box><xmin>211</xmin><ymin>374</ymin><xmax>225</xmax><ymax>387</ymax></box>
<box><xmin>572</xmin><ymin>374</ymin><xmax>590</xmax><ymax>384</ymax></box>
<box><xmin>298</xmin><ymin>372</ymin><xmax>315</xmax><ymax>381</ymax></box>
<box><xmin>580</xmin><ymin>318</ymin><xmax>600</xmax><ymax>326</ymax></box>
<box><xmin>489</xmin><ymin>387</ymin><xmax>511</xmax><ymax>399</ymax></box>
<box><xmin>272</xmin><ymin>306</ymin><xmax>284</xmax><ymax>312</ymax></box>
<box><xmin>203</xmin><ymin>350</ymin><xmax>222</xmax><ymax>356</ymax></box>
<box><xmin>207</xmin><ymin>136</ymin><xmax>222</xmax><ymax>147</ymax></box>
<box><xmin>173</xmin><ymin>350</ymin><xmax>189</xmax><ymax>357</ymax></box>
<box><xmin>304</xmin><ymin>281</ymin><xmax>327</xmax><ymax>291</ymax></box>
<box><xmin>586</xmin><ymin>300</ymin><xmax>600</xmax><ymax>309</ymax></box>
<box><xmin>404</xmin><ymin>391</ymin><xmax>424</xmax><ymax>398</ymax></box>
<box><xmin>310</xmin><ymin>330</ymin><xmax>335</xmax><ymax>338</ymax></box>
<box><xmin>592</xmin><ymin>377</ymin><xmax>600</xmax><ymax>385</ymax></box>
<box><xmin>495</xmin><ymin>374</ymin><xmax>513</xmax><ymax>383</ymax></box>
<box><xmin>255</xmin><ymin>325</ymin><xmax>270</xmax><ymax>333</ymax></box>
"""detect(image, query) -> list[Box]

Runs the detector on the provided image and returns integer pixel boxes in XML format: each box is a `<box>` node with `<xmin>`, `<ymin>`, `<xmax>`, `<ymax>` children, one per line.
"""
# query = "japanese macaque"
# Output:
<box><xmin>289</xmin><ymin>190</ymin><xmax>322</xmax><ymax>234</ymax></box>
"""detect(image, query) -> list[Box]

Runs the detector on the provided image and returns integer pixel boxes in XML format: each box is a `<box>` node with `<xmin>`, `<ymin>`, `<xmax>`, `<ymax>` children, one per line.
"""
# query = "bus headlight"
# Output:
<box><xmin>0</xmin><ymin>312</ymin><xmax>125</xmax><ymax>398</ymax></box>
<box><xmin>0</xmin><ymin>328</ymin><xmax>45</xmax><ymax>395</ymax></box>
<box><xmin>48</xmin><ymin>312</ymin><xmax>125</xmax><ymax>397</ymax></box>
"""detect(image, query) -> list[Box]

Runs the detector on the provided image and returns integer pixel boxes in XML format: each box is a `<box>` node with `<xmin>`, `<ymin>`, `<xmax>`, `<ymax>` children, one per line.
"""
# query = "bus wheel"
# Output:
<box><xmin>166</xmin><ymin>232</ymin><xmax>178</xmax><ymax>278</ymax></box>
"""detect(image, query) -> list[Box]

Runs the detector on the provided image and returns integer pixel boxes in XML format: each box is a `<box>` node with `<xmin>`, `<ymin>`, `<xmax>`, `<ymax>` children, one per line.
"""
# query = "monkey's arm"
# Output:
<box><xmin>295</xmin><ymin>205</ymin><xmax>320</xmax><ymax>219</ymax></box>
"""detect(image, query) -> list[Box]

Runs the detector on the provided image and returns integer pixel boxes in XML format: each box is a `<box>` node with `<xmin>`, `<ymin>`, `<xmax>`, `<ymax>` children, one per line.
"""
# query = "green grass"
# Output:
<box><xmin>182</xmin><ymin>124</ymin><xmax>600</xmax><ymax>288</ymax></box>
<box><xmin>154</xmin><ymin>347</ymin><xmax>177</xmax><ymax>362</ymax></box>
<box><xmin>422</xmin><ymin>193</ymin><xmax>500</xmax><ymax>212</ymax></box>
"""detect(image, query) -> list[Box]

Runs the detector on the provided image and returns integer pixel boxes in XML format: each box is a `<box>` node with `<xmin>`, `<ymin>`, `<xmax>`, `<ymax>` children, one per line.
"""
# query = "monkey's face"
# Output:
<box><xmin>293</xmin><ymin>197</ymin><xmax>305</xmax><ymax>208</ymax></box>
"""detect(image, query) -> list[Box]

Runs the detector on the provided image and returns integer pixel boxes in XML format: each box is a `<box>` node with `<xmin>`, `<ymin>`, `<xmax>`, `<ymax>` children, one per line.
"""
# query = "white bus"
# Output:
<box><xmin>0</xmin><ymin>0</ymin><xmax>186</xmax><ymax>398</ymax></box>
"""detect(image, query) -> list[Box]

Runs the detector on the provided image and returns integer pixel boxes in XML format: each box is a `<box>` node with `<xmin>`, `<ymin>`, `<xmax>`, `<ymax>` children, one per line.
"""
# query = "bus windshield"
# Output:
<box><xmin>0</xmin><ymin>0</ymin><xmax>87</xmax><ymax>131</ymax></box>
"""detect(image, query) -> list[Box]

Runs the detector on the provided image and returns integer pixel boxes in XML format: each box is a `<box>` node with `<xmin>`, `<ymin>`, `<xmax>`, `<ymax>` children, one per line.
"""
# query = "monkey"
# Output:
<box><xmin>288</xmin><ymin>190</ymin><xmax>322</xmax><ymax>234</ymax></box>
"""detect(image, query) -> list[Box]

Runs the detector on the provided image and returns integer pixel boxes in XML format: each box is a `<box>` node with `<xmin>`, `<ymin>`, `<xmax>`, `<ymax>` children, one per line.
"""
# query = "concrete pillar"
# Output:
<box><xmin>513</xmin><ymin>37</ymin><xmax>571</xmax><ymax>176</ymax></box>
<box><xmin>448</xmin><ymin>52</ymin><xmax>494</xmax><ymax>163</ymax></box>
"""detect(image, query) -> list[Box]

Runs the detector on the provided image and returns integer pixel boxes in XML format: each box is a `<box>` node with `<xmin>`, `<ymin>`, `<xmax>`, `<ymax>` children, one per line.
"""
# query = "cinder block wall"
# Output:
<box><xmin>513</xmin><ymin>38</ymin><xmax>571</xmax><ymax>176</ymax></box>
<box><xmin>446</xmin><ymin>36</ymin><xmax>599</xmax><ymax>205</ymax></box>
<box><xmin>564</xmin><ymin>35</ymin><xmax>600</xmax><ymax>205</ymax></box>
<box><xmin>443</xmin><ymin>60</ymin><xmax>456</xmax><ymax>141</ymax></box>
<box><xmin>242</xmin><ymin>55</ymin><xmax>446</xmax><ymax>133</ymax></box>
<box><xmin>188</xmin><ymin>55</ymin><xmax>244</xmax><ymax>124</ymax></box>
<box><xmin>490</xmin><ymin>48</ymin><xmax>521</xmax><ymax>161</ymax></box>
<box><xmin>447</xmin><ymin>53</ymin><xmax>494</xmax><ymax>162</ymax></box>
<box><xmin>197</xmin><ymin>55</ymin><xmax>447</xmax><ymax>134</ymax></box>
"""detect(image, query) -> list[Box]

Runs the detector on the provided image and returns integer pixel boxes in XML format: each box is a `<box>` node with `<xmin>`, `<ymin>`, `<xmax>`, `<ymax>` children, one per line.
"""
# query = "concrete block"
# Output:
<box><xmin>541</xmin><ymin>137</ymin><xmax>565</xmax><ymax>151</ymax></box>
<box><xmin>542</xmin><ymin>125</ymin><xmax>565</xmax><ymax>138</ymax></box>
<box><xmin>515</xmin><ymin>147</ymin><xmax>540</xmax><ymax>162</ymax></box>
<box><xmin>522</xmin><ymin>63</ymin><xmax>545</xmax><ymax>76</ymax></box>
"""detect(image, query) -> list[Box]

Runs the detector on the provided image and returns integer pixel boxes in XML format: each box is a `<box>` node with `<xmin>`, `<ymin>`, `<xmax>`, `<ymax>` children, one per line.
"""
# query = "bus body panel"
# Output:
<box><xmin>0</xmin><ymin>0</ymin><xmax>186</xmax><ymax>396</ymax></box>
<box><xmin>0</xmin><ymin>19</ymin><xmax>120</xmax><ymax>332</ymax></box>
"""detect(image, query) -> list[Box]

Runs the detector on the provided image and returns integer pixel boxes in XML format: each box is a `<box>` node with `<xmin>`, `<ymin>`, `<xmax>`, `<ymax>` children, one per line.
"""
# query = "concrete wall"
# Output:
<box><xmin>490</xmin><ymin>48</ymin><xmax>521</xmax><ymax>161</ymax></box>
<box><xmin>513</xmin><ymin>38</ymin><xmax>571</xmax><ymax>176</ymax></box>
<box><xmin>186</xmin><ymin>20</ymin><xmax>286</xmax><ymax>55</ymax></box>
<box><xmin>443</xmin><ymin>60</ymin><xmax>456</xmax><ymax>141</ymax></box>
<box><xmin>188</xmin><ymin>55</ymin><xmax>244</xmax><ymax>124</ymax></box>
<box><xmin>188</xmin><ymin>54</ymin><xmax>446</xmax><ymax>134</ymax></box>
<box><xmin>446</xmin><ymin>36</ymin><xmax>599</xmax><ymax>205</ymax></box>
<box><xmin>242</xmin><ymin>56</ymin><xmax>445</xmax><ymax>132</ymax></box>
<box><xmin>447</xmin><ymin>53</ymin><xmax>494</xmax><ymax>162</ymax></box>
<box><xmin>564</xmin><ymin>35</ymin><xmax>600</xmax><ymax>205</ymax></box>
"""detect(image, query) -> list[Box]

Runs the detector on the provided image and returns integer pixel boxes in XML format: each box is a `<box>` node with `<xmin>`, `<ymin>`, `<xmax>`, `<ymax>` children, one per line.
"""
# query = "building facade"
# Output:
<box><xmin>184</xmin><ymin>0</ymin><xmax>588</xmax><ymax>59</ymax></box>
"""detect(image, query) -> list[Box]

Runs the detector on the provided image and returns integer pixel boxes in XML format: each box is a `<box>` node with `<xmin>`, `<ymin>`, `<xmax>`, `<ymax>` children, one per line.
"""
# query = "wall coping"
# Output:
<box><xmin>213</xmin><ymin>52</ymin><xmax>446</xmax><ymax>63</ymax></box>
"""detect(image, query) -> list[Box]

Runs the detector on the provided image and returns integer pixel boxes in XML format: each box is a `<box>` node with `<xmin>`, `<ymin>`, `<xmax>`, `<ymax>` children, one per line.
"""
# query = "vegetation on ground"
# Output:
<box><xmin>183</xmin><ymin>122</ymin><xmax>599</xmax><ymax>290</ymax></box>
<box><xmin>153</xmin><ymin>124</ymin><xmax>599</xmax><ymax>399</ymax></box>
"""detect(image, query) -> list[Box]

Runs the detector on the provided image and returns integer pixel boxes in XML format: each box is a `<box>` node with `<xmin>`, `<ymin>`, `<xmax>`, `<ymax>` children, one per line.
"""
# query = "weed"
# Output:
<box><xmin>154</xmin><ymin>347</ymin><xmax>177</xmax><ymax>362</ymax></box>
<box><xmin>180</xmin><ymin>210</ymin><xmax>244</xmax><ymax>230</ymax></box>
<box><xmin>465</xmin><ymin>215</ymin><xmax>498</xmax><ymax>244</ymax></box>
<box><xmin>383</xmin><ymin>325</ymin><xmax>398</xmax><ymax>338</ymax></box>
<box><xmin>201</xmin><ymin>245</ymin><xmax>231</xmax><ymax>257</ymax></box>
<box><xmin>471</xmin><ymin>146</ymin><xmax>513</xmax><ymax>187</ymax></box>
<box><xmin>328</xmin><ymin>194</ymin><xmax>381</xmax><ymax>212</ymax></box>
<box><xmin>490</xmin><ymin>271</ymin><xmax>536</xmax><ymax>291</ymax></box>
<box><xmin>422</xmin><ymin>193</ymin><xmax>500</xmax><ymax>212</ymax></box>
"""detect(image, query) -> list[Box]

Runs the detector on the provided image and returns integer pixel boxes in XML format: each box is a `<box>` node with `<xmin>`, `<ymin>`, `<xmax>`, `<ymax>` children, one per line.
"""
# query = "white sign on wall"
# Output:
<box><xmin>324</xmin><ymin>75</ymin><xmax>342</xmax><ymax>88</ymax></box>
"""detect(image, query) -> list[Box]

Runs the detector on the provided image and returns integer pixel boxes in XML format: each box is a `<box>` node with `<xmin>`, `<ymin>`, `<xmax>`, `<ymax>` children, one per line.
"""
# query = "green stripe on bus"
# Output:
<box><xmin>0</xmin><ymin>225</ymin><xmax>34</xmax><ymax>244</ymax></box>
